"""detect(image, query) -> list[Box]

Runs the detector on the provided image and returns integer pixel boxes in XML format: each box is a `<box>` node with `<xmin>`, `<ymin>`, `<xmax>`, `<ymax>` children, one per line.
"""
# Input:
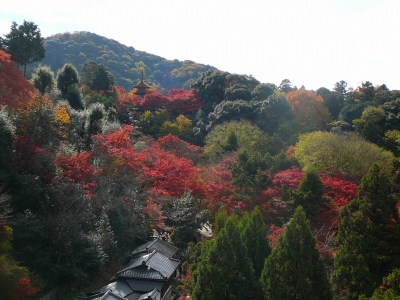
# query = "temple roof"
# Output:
<box><xmin>118</xmin><ymin>250</ymin><xmax>180</xmax><ymax>280</ymax></box>
<box><xmin>131</xmin><ymin>238</ymin><xmax>178</xmax><ymax>259</ymax></box>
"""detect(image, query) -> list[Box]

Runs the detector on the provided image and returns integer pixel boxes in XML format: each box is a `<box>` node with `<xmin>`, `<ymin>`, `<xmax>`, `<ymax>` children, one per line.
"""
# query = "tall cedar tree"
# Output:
<box><xmin>192</xmin><ymin>217</ymin><xmax>255</xmax><ymax>300</ymax></box>
<box><xmin>334</xmin><ymin>164</ymin><xmax>400</xmax><ymax>299</ymax></box>
<box><xmin>261</xmin><ymin>206</ymin><xmax>332</xmax><ymax>300</ymax></box>
<box><xmin>239</xmin><ymin>207</ymin><xmax>271</xmax><ymax>279</ymax></box>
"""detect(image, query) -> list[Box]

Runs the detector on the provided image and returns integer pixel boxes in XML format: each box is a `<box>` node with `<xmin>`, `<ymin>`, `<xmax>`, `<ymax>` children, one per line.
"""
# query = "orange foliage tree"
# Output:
<box><xmin>0</xmin><ymin>50</ymin><xmax>33</xmax><ymax>109</ymax></box>
<box><xmin>92</xmin><ymin>124</ymin><xmax>145</xmax><ymax>175</ymax></box>
<box><xmin>286</xmin><ymin>89</ymin><xmax>332</xmax><ymax>128</ymax></box>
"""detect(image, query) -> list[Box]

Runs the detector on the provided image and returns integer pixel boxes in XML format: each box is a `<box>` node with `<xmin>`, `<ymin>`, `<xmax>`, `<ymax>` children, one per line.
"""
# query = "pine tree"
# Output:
<box><xmin>192</xmin><ymin>217</ymin><xmax>255</xmax><ymax>299</ymax></box>
<box><xmin>334</xmin><ymin>164</ymin><xmax>400</xmax><ymax>299</ymax></box>
<box><xmin>261</xmin><ymin>206</ymin><xmax>332</xmax><ymax>300</ymax></box>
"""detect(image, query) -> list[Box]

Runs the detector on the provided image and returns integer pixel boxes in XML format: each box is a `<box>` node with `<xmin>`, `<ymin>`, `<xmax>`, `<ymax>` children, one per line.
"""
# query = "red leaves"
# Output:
<box><xmin>0</xmin><ymin>50</ymin><xmax>34</xmax><ymax>109</ymax></box>
<box><xmin>115</xmin><ymin>85</ymin><xmax>142</xmax><ymax>114</ymax></box>
<box><xmin>320</xmin><ymin>173</ymin><xmax>358</xmax><ymax>208</ymax></box>
<box><xmin>153</xmin><ymin>134</ymin><xmax>204</xmax><ymax>163</ymax></box>
<box><xmin>141</xmin><ymin>93</ymin><xmax>171</xmax><ymax>111</ymax></box>
<box><xmin>14</xmin><ymin>277</ymin><xmax>39</xmax><ymax>300</ymax></box>
<box><xmin>144</xmin><ymin>151</ymin><xmax>197</xmax><ymax>197</ymax></box>
<box><xmin>271</xmin><ymin>166</ymin><xmax>304</xmax><ymax>189</ymax></box>
<box><xmin>142</xmin><ymin>198</ymin><xmax>169</xmax><ymax>231</ymax></box>
<box><xmin>92</xmin><ymin>125</ymin><xmax>144</xmax><ymax>173</ymax></box>
<box><xmin>268</xmin><ymin>224</ymin><xmax>285</xmax><ymax>248</ymax></box>
<box><xmin>13</xmin><ymin>135</ymin><xmax>43</xmax><ymax>173</ymax></box>
<box><xmin>195</xmin><ymin>156</ymin><xmax>235</xmax><ymax>211</ymax></box>
<box><xmin>56</xmin><ymin>151</ymin><xmax>99</xmax><ymax>197</ymax></box>
<box><xmin>313</xmin><ymin>173</ymin><xmax>358</xmax><ymax>229</ymax></box>
<box><xmin>117</xmin><ymin>88</ymin><xmax>205</xmax><ymax>115</ymax></box>
<box><xmin>168</xmin><ymin>89</ymin><xmax>205</xmax><ymax>114</ymax></box>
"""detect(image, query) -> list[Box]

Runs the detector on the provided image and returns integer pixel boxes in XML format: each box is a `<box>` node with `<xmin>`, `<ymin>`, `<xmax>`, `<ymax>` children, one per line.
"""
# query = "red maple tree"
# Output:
<box><xmin>168</xmin><ymin>89</ymin><xmax>205</xmax><ymax>114</ymax></box>
<box><xmin>0</xmin><ymin>50</ymin><xmax>34</xmax><ymax>109</ymax></box>
<box><xmin>56</xmin><ymin>151</ymin><xmax>100</xmax><ymax>198</ymax></box>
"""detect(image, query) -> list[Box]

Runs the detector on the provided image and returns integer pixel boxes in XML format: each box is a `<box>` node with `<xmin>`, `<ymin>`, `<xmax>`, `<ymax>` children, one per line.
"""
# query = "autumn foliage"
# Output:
<box><xmin>92</xmin><ymin>124</ymin><xmax>144</xmax><ymax>174</ymax></box>
<box><xmin>56</xmin><ymin>151</ymin><xmax>99</xmax><ymax>197</ymax></box>
<box><xmin>14</xmin><ymin>277</ymin><xmax>39</xmax><ymax>300</ymax></box>
<box><xmin>0</xmin><ymin>50</ymin><xmax>34</xmax><ymax>109</ymax></box>
<box><xmin>144</xmin><ymin>151</ymin><xmax>198</xmax><ymax>197</ymax></box>
<box><xmin>286</xmin><ymin>89</ymin><xmax>332</xmax><ymax>128</ymax></box>
<box><xmin>116</xmin><ymin>87</ymin><xmax>205</xmax><ymax>116</ymax></box>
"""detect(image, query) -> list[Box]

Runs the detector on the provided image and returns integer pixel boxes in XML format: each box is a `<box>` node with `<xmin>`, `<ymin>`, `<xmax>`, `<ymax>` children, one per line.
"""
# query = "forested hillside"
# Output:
<box><xmin>31</xmin><ymin>31</ymin><xmax>216</xmax><ymax>92</ymax></box>
<box><xmin>2</xmin><ymin>22</ymin><xmax>400</xmax><ymax>300</ymax></box>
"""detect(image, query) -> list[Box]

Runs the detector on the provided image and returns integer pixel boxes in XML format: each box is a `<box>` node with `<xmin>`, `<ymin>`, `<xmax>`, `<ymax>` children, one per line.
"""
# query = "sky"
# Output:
<box><xmin>1</xmin><ymin>0</ymin><xmax>399</xmax><ymax>90</ymax></box>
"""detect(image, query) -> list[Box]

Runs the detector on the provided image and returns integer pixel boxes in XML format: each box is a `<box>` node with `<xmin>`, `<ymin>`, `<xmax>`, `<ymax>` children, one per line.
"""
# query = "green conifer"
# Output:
<box><xmin>334</xmin><ymin>164</ymin><xmax>400</xmax><ymax>299</ymax></box>
<box><xmin>291</xmin><ymin>169</ymin><xmax>326</xmax><ymax>218</ymax></box>
<box><xmin>239</xmin><ymin>207</ymin><xmax>271</xmax><ymax>278</ymax></box>
<box><xmin>192</xmin><ymin>217</ymin><xmax>255</xmax><ymax>299</ymax></box>
<box><xmin>261</xmin><ymin>206</ymin><xmax>332</xmax><ymax>300</ymax></box>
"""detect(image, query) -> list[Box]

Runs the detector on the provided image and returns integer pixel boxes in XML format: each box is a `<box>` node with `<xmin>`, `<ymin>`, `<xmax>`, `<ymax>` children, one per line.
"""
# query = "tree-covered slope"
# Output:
<box><xmin>32</xmin><ymin>31</ymin><xmax>216</xmax><ymax>91</ymax></box>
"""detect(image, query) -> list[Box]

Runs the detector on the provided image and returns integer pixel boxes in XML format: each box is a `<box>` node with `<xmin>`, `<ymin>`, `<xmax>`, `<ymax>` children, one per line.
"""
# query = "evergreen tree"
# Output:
<box><xmin>359</xmin><ymin>269</ymin><xmax>400</xmax><ymax>300</ymax></box>
<box><xmin>31</xmin><ymin>65</ymin><xmax>54</xmax><ymax>95</ymax></box>
<box><xmin>334</xmin><ymin>164</ymin><xmax>400</xmax><ymax>299</ymax></box>
<box><xmin>0</xmin><ymin>20</ymin><xmax>45</xmax><ymax>77</ymax></box>
<box><xmin>192</xmin><ymin>217</ymin><xmax>255</xmax><ymax>299</ymax></box>
<box><xmin>213</xmin><ymin>208</ymin><xmax>229</xmax><ymax>235</ymax></box>
<box><xmin>91</xmin><ymin>64</ymin><xmax>115</xmax><ymax>92</ymax></box>
<box><xmin>231</xmin><ymin>150</ymin><xmax>269</xmax><ymax>201</ymax></box>
<box><xmin>261</xmin><ymin>206</ymin><xmax>332</xmax><ymax>300</ymax></box>
<box><xmin>291</xmin><ymin>169</ymin><xmax>326</xmax><ymax>218</ymax></box>
<box><xmin>223</xmin><ymin>129</ymin><xmax>238</xmax><ymax>152</ymax></box>
<box><xmin>56</xmin><ymin>63</ymin><xmax>79</xmax><ymax>97</ymax></box>
<box><xmin>239</xmin><ymin>207</ymin><xmax>271</xmax><ymax>279</ymax></box>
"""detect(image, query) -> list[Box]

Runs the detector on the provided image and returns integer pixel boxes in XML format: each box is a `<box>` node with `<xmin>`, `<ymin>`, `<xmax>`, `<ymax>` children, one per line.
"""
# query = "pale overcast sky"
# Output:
<box><xmin>1</xmin><ymin>0</ymin><xmax>399</xmax><ymax>90</ymax></box>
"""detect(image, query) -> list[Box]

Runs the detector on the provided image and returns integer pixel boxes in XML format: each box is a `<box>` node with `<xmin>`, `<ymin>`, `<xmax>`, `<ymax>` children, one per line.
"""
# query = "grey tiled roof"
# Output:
<box><xmin>137</xmin><ymin>288</ymin><xmax>160</xmax><ymax>300</ymax></box>
<box><xmin>100</xmin><ymin>290</ymin><xmax>127</xmax><ymax>300</ymax></box>
<box><xmin>118</xmin><ymin>268</ymin><xmax>165</xmax><ymax>280</ymax></box>
<box><xmin>118</xmin><ymin>250</ymin><xmax>180</xmax><ymax>280</ymax></box>
<box><xmin>93</xmin><ymin>280</ymin><xmax>133</xmax><ymax>298</ymax></box>
<box><xmin>131</xmin><ymin>238</ymin><xmax>178</xmax><ymax>259</ymax></box>
<box><xmin>125</xmin><ymin>280</ymin><xmax>163</xmax><ymax>293</ymax></box>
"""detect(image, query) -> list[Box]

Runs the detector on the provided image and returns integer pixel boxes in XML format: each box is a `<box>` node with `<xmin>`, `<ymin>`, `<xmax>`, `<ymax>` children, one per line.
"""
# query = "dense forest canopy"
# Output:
<box><xmin>1</xmin><ymin>23</ymin><xmax>400</xmax><ymax>300</ymax></box>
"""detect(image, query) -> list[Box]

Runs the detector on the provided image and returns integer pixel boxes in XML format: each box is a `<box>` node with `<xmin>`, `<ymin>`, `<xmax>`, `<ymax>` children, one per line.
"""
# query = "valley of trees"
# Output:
<box><xmin>1</xmin><ymin>22</ymin><xmax>400</xmax><ymax>300</ymax></box>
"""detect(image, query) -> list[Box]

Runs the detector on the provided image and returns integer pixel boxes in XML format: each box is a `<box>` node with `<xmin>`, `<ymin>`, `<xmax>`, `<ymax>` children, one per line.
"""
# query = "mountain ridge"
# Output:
<box><xmin>32</xmin><ymin>31</ymin><xmax>217</xmax><ymax>92</ymax></box>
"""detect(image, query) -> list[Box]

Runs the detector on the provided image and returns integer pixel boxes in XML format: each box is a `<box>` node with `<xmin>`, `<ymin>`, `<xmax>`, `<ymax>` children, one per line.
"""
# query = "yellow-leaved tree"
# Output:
<box><xmin>294</xmin><ymin>131</ymin><xmax>394</xmax><ymax>180</ymax></box>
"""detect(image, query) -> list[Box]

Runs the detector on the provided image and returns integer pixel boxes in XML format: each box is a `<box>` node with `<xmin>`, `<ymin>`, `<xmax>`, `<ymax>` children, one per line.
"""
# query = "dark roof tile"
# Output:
<box><xmin>137</xmin><ymin>288</ymin><xmax>160</xmax><ymax>300</ymax></box>
<box><xmin>100</xmin><ymin>291</ymin><xmax>127</xmax><ymax>300</ymax></box>
<box><xmin>125</xmin><ymin>280</ymin><xmax>163</xmax><ymax>293</ymax></box>
<box><xmin>118</xmin><ymin>251</ymin><xmax>180</xmax><ymax>280</ymax></box>
<box><xmin>131</xmin><ymin>238</ymin><xmax>178</xmax><ymax>259</ymax></box>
